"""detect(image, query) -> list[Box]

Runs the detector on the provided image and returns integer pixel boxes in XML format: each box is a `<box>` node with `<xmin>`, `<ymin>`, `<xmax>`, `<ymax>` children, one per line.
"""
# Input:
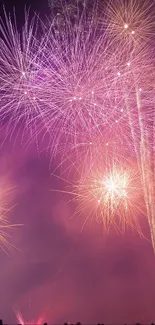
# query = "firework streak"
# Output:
<box><xmin>0</xmin><ymin>1</ymin><xmax>155</xmax><ymax>249</ymax></box>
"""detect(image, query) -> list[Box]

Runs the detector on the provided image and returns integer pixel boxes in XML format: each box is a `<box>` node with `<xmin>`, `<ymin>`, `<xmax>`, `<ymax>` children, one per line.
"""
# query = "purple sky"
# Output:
<box><xmin>0</xmin><ymin>128</ymin><xmax>155</xmax><ymax>324</ymax></box>
<box><xmin>1</xmin><ymin>0</ymin><xmax>155</xmax><ymax>324</ymax></box>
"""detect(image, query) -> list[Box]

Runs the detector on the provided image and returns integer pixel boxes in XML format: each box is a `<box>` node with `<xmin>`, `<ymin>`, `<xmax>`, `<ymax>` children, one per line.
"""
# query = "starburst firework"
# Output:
<box><xmin>0</xmin><ymin>0</ymin><xmax>155</xmax><ymax>250</ymax></box>
<box><xmin>51</xmin><ymin>156</ymin><xmax>146</xmax><ymax>236</ymax></box>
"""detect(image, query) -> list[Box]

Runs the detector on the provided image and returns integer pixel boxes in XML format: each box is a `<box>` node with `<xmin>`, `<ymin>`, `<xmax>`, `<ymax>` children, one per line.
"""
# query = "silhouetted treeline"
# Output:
<box><xmin>0</xmin><ymin>320</ymin><xmax>155</xmax><ymax>325</ymax></box>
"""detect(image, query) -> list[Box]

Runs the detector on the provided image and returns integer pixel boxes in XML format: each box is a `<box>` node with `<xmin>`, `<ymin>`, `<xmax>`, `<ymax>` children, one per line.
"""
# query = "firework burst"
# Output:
<box><xmin>105</xmin><ymin>0</ymin><xmax>155</xmax><ymax>48</ymax></box>
<box><xmin>45</xmin><ymin>0</ymin><xmax>155</xmax><ymax>249</ymax></box>
<box><xmin>0</xmin><ymin>0</ymin><xmax>155</xmax><ymax>250</ymax></box>
<box><xmin>0</xmin><ymin>10</ymin><xmax>49</xmax><ymax>143</ymax></box>
<box><xmin>51</xmin><ymin>156</ymin><xmax>146</xmax><ymax>237</ymax></box>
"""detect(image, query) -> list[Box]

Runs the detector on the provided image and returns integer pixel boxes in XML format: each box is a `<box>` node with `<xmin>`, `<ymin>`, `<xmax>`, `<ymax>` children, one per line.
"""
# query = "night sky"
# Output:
<box><xmin>1</xmin><ymin>0</ymin><xmax>155</xmax><ymax>324</ymax></box>
<box><xmin>1</xmin><ymin>0</ymin><xmax>48</xmax><ymax>15</ymax></box>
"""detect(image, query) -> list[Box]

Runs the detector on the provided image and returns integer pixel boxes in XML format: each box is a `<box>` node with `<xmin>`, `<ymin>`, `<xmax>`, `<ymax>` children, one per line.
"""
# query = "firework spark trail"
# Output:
<box><xmin>0</xmin><ymin>10</ymin><xmax>50</xmax><ymax>143</ymax></box>
<box><xmin>0</xmin><ymin>4</ymin><xmax>120</xmax><ymax>152</ymax></box>
<box><xmin>0</xmin><ymin>2</ymin><xmax>151</xmax><ymax>155</ymax></box>
<box><xmin>34</xmin><ymin>0</ymin><xmax>150</xmax><ymax>158</ymax></box>
<box><xmin>126</xmin><ymin>72</ymin><xmax>155</xmax><ymax>252</ymax></box>
<box><xmin>47</xmin><ymin>50</ymin><xmax>149</xmax><ymax>178</ymax></box>
<box><xmin>134</xmin><ymin>87</ymin><xmax>155</xmax><ymax>252</ymax></box>
<box><xmin>105</xmin><ymin>0</ymin><xmax>155</xmax><ymax>250</ymax></box>
<box><xmin>0</xmin><ymin>186</ymin><xmax>19</xmax><ymax>254</ymax></box>
<box><xmin>45</xmin><ymin>0</ymin><xmax>155</xmax><ymax>162</ymax></box>
<box><xmin>14</xmin><ymin>308</ymin><xmax>45</xmax><ymax>325</ymax></box>
<box><xmin>0</xmin><ymin>1</ymin><xmax>155</xmax><ymax>249</ymax></box>
<box><xmin>136</xmin><ymin>66</ymin><xmax>155</xmax><ymax>247</ymax></box>
<box><xmin>47</xmin><ymin>0</ymin><xmax>155</xmax><ymax>248</ymax></box>
<box><xmin>42</xmin><ymin>40</ymin><xmax>143</xmax><ymax>158</ymax></box>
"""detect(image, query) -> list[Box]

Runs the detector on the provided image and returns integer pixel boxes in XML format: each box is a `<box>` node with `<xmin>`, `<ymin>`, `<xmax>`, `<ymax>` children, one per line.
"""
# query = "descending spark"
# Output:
<box><xmin>0</xmin><ymin>186</ymin><xmax>19</xmax><ymax>253</ymax></box>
